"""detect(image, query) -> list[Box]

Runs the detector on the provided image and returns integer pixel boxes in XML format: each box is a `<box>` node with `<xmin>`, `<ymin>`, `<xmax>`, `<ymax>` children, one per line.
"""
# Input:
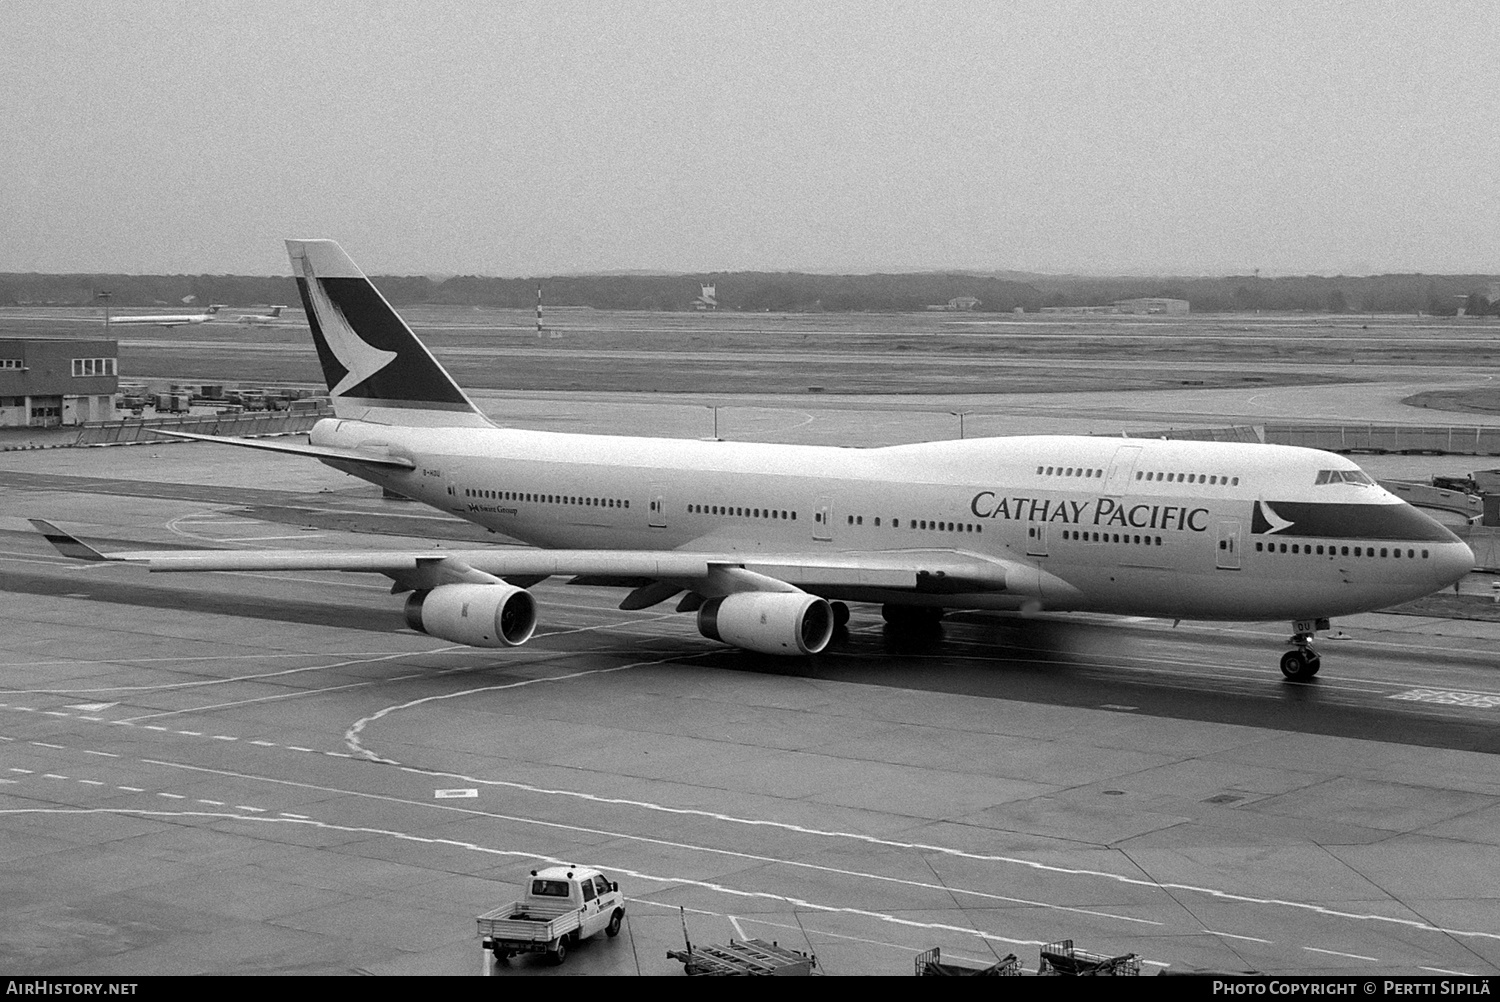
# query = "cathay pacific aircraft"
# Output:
<box><xmin>35</xmin><ymin>240</ymin><xmax>1474</xmax><ymax>681</ymax></box>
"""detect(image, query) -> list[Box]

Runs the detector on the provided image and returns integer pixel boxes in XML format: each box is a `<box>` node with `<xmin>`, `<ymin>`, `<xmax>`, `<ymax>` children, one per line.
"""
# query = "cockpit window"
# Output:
<box><xmin>1315</xmin><ymin>469</ymin><xmax>1374</xmax><ymax>487</ymax></box>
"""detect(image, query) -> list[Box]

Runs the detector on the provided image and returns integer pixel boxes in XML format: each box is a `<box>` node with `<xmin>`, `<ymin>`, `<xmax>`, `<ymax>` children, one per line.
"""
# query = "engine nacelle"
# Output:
<box><xmin>404</xmin><ymin>583</ymin><xmax>537</xmax><ymax>648</ymax></box>
<box><xmin>697</xmin><ymin>591</ymin><xmax>834</xmax><ymax>656</ymax></box>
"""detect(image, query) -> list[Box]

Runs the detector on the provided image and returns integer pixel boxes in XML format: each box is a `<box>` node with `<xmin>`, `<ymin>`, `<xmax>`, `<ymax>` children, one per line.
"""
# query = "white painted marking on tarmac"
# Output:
<box><xmin>1421</xmin><ymin>967</ymin><xmax>1475</xmax><ymax>977</ymax></box>
<box><xmin>197</xmin><ymin>799</ymin><xmax>224</xmax><ymax>806</ymax></box>
<box><xmin>79</xmin><ymin>717</ymin><xmax>102</xmax><ymax>722</ymax></box>
<box><xmin>42</xmin><ymin>711</ymin><xmax>69</xmax><ymax>717</ymax></box>
<box><xmin>728</xmin><ymin>916</ymin><xmax>748</xmax><ymax>939</ymax></box>
<box><xmin>146</xmin><ymin>755</ymin><xmax>1161</xmax><ymax>928</ymax></box>
<box><xmin>8</xmin><ymin>768</ymin><xmax>32</xmax><ymax>774</ymax></box>
<box><xmin>117</xmin><ymin>786</ymin><xmax>143</xmax><ymax>792</ymax></box>
<box><xmin>344</xmin><ymin>652</ymin><xmax>701</xmax><ymax>762</ymax></box>
<box><xmin>287</xmin><ymin>746</ymin><xmax>314</xmax><ymax>753</ymax></box>
<box><xmin>364</xmin><ymin>754</ymin><xmax>1500</xmax><ymax>945</ymax></box>
<box><xmin>250</xmin><ymin>740</ymin><xmax>276</xmax><ymax>747</ymax></box>
<box><xmin>214</xmin><ymin>534</ymin><xmax>326</xmax><ymax>542</ymax></box>
<box><xmin>143</xmin><ymin>726</ymin><xmax>167</xmax><ymax>732</ymax></box>
<box><xmin>43</xmin><ymin>774</ymin><xmax>68</xmax><ymax>780</ymax></box>
<box><xmin>82</xmin><ymin>750</ymin><xmax>119</xmax><ymax>758</ymax></box>
<box><xmin>30</xmin><ymin>741</ymin><xmax>65</xmax><ymax>749</ymax></box>
<box><xmin>235</xmin><ymin>805</ymin><xmax>266</xmax><ymax>813</ymax></box>
<box><xmin>211</xmin><ymin>735</ymin><xmax>236</xmax><ymax>741</ymax></box>
<box><xmin>176</xmin><ymin>730</ymin><xmax>202</xmax><ymax>736</ymax></box>
<box><xmin>77</xmin><ymin>779</ymin><xmax>104</xmax><ymax>786</ymax></box>
<box><xmin>278</xmin><ymin>813</ymin><xmax>308</xmax><ymax>820</ymax></box>
<box><xmin>1099</xmin><ymin>704</ymin><xmax>1138</xmax><ymax>711</ymax></box>
<box><xmin>14</xmin><ymin>706</ymin><xmax>34</xmax><ymax>711</ymax></box>
<box><xmin>66</xmin><ymin>702</ymin><xmax>117</xmax><ymax>712</ymax></box>
<box><xmin>435</xmin><ymin>789</ymin><xmax>478</xmax><ymax>799</ymax></box>
<box><xmin>157</xmin><ymin>792</ymin><xmax>184</xmax><ymax>799</ymax></box>
<box><xmin>1390</xmin><ymin>688</ymin><xmax>1500</xmax><ymax>709</ymax></box>
<box><xmin>324</xmin><ymin>751</ymin><xmax>352</xmax><ymax>758</ymax></box>
<box><xmin>1303</xmin><ymin>947</ymin><xmax>1380</xmax><ymax>962</ymax></box>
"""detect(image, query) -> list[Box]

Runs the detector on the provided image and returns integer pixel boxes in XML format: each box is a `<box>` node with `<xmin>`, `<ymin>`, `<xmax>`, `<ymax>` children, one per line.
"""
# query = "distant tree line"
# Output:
<box><xmin>0</xmin><ymin>270</ymin><xmax>1494</xmax><ymax>315</ymax></box>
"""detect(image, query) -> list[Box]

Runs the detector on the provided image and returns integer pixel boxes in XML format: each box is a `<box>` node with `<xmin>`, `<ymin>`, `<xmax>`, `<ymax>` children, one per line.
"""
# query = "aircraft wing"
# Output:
<box><xmin>29</xmin><ymin>520</ymin><xmax>1028</xmax><ymax>599</ymax></box>
<box><xmin>143</xmin><ymin>430</ymin><xmax>416</xmax><ymax>468</ymax></box>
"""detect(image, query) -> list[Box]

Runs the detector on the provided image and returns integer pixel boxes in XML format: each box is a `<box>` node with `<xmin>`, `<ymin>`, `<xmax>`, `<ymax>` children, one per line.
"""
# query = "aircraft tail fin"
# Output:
<box><xmin>285</xmin><ymin>239</ymin><xmax>491</xmax><ymax>428</ymax></box>
<box><xmin>29</xmin><ymin>519</ymin><xmax>113</xmax><ymax>561</ymax></box>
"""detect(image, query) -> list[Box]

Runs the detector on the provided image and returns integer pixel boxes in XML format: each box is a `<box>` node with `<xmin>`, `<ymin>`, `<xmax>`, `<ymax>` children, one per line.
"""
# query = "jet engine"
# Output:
<box><xmin>403</xmin><ymin>583</ymin><xmax>538</xmax><ymax>648</ymax></box>
<box><xmin>697</xmin><ymin>591</ymin><xmax>834</xmax><ymax>655</ymax></box>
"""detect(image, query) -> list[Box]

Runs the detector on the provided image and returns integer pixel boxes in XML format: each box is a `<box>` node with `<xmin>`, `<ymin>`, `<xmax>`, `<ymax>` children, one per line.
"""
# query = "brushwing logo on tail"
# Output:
<box><xmin>291</xmin><ymin>247</ymin><xmax>470</xmax><ymax>409</ymax></box>
<box><xmin>298</xmin><ymin>267</ymin><xmax>398</xmax><ymax>396</ymax></box>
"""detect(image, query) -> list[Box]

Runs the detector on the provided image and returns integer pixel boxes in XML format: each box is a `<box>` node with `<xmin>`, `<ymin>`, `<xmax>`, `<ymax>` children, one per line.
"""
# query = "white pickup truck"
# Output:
<box><xmin>479</xmin><ymin>865</ymin><xmax>626</xmax><ymax>967</ymax></box>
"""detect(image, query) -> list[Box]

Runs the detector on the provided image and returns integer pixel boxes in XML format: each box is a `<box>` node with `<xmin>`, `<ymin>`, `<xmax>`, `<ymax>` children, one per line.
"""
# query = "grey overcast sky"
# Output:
<box><xmin>2</xmin><ymin>1</ymin><xmax>1496</xmax><ymax>277</ymax></box>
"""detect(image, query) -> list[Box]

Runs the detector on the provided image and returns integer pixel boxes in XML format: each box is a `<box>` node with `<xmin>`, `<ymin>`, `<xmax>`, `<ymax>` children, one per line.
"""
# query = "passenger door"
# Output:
<box><xmin>813</xmin><ymin>496</ymin><xmax>833</xmax><ymax>542</ymax></box>
<box><xmin>1216</xmin><ymin>518</ymin><xmax>1241</xmax><ymax>570</ymax></box>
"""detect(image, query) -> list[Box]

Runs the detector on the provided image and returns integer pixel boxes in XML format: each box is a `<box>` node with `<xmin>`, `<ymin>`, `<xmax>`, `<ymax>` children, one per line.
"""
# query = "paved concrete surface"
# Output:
<box><xmin>3</xmin><ymin>387</ymin><xmax>1500</xmax><ymax>976</ymax></box>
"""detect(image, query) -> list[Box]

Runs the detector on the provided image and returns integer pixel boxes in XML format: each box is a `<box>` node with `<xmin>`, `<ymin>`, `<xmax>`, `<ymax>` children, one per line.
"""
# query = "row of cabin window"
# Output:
<box><xmin>689</xmin><ymin>504</ymin><xmax>796</xmax><ymax>520</ymax></box>
<box><xmin>1038</xmin><ymin>465</ymin><xmax>1104</xmax><ymax>478</ymax></box>
<box><xmin>1064</xmin><ymin>529</ymin><xmax>1163</xmax><ymax>546</ymax></box>
<box><xmin>1136</xmin><ymin>471</ymin><xmax>1240</xmax><ymax>486</ymax></box>
<box><xmin>835</xmin><ymin>514</ymin><xmax>984</xmax><ymax>533</ymax></box>
<box><xmin>465</xmin><ymin>488</ymin><xmax>629</xmax><ymax>509</ymax></box>
<box><xmin>1256</xmin><ymin>541</ymin><xmax>1430</xmax><ymax>559</ymax></box>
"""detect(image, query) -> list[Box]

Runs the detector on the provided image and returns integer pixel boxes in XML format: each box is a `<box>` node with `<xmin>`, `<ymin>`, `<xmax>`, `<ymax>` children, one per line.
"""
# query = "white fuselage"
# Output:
<box><xmin>310</xmin><ymin>419</ymin><xmax>1472</xmax><ymax>622</ymax></box>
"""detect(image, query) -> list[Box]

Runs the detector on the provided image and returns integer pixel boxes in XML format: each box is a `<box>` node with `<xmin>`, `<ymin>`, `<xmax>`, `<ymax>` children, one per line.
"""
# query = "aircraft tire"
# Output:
<box><xmin>1280</xmin><ymin>650</ymin><xmax>1319</xmax><ymax>681</ymax></box>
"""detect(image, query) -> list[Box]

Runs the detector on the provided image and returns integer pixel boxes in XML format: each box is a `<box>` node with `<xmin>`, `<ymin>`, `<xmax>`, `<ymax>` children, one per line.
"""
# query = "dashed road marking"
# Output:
<box><xmin>235</xmin><ymin>805</ymin><xmax>266</xmax><ymax>813</ymax></box>
<box><xmin>1390</xmin><ymin>688</ymin><xmax>1500</xmax><ymax>709</ymax></box>
<box><xmin>117</xmin><ymin>786</ymin><xmax>143</xmax><ymax>792</ymax></box>
<box><xmin>197</xmin><ymin>799</ymin><xmax>224</xmax><ymax>806</ymax></box>
<box><xmin>211</xmin><ymin>735</ymin><xmax>236</xmax><ymax>742</ymax></box>
<box><xmin>435</xmin><ymin>789</ymin><xmax>478</xmax><ymax>799</ymax></box>
<box><xmin>176</xmin><ymin>730</ymin><xmax>202</xmax><ymax>737</ymax></box>
<box><xmin>157</xmin><ymin>792</ymin><xmax>184</xmax><ymax>800</ymax></box>
<box><xmin>31</xmin><ymin>741</ymin><xmax>65</xmax><ymax>749</ymax></box>
<box><xmin>250</xmin><ymin>740</ymin><xmax>276</xmax><ymax>747</ymax></box>
<box><xmin>43</xmin><ymin>774</ymin><xmax>68</xmax><ymax>780</ymax></box>
<box><xmin>1303</xmin><ymin>946</ymin><xmax>1380</xmax><ymax>962</ymax></box>
<box><xmin>287</xmin><ymin>746</ymin><xmax>314</xmax><ymax>753</ymax></box>
<box><xmin>7</xmin><ymin>768</ymin><xmax>32</xmax><ymax>774</ymax></box>
<box><xmin>143</xmin><ymin>726</ymin><xmax>167</xmax><ymax>732</ymax></box>
<box><xmin>77</xmin><ymin>779</ymin><xmax>104</xmax><ymax>786</ymax></box>
<box><xmin>82</xmin><ymin>750</ymin><xmax>119</xmax><ymax>758</ymax></box>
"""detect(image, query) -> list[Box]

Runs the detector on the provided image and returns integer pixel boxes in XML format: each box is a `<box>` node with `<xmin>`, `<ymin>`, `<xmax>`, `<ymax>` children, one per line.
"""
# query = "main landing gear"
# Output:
<box><xmin>1280</xmin><ymin>618</ymin><xmax>1329</xmax><ymax>681</ymax></box>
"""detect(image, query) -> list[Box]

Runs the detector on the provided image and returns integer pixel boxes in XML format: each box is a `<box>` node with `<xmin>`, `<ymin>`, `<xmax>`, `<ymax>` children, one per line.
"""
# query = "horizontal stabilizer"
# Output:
<box><xmin>28</xmin><ymin>520</ymin><xmax>114</xmax><ymax>561</ymax></box>
<box><xmin>146</xmin><ymin>429</ymin><xmax>416</xmax><ymax>468</ymax></box>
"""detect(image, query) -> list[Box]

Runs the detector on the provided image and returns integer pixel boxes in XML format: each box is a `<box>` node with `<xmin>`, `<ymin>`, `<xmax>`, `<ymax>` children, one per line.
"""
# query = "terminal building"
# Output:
<box><xmin>0</xmin><ymin>338</ymin><xmax>118</xmax><ymax>428</ymax></box>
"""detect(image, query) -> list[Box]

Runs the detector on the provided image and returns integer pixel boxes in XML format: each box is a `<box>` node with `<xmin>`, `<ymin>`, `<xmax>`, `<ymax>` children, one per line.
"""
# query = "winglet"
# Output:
<box><xmin>28</xmin><ymin>520</ymin><xmax>114</xmax><ymax>561</ymax></box>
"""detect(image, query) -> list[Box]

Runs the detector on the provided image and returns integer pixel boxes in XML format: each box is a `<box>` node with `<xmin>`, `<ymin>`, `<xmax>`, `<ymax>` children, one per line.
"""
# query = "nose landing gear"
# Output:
<box><xmin>1281</xmin><ymin>618</ymin><xmax>1329</xmax><ymax>681</ymax></box>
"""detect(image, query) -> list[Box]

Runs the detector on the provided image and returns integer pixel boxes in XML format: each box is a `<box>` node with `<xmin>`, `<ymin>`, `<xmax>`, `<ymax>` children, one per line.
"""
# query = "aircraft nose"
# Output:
<box><xmin>1435</xmin><ymin>539</ymin><xmax>1475</xmax><ymax>588</ymax></box>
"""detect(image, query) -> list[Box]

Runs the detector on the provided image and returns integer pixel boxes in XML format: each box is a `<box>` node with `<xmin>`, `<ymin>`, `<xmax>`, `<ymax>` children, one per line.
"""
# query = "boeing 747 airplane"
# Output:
<box><xmin>35</xmin><ymin>240</ymin><xmax>1475</xmax><ymax>680</ymax></box>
